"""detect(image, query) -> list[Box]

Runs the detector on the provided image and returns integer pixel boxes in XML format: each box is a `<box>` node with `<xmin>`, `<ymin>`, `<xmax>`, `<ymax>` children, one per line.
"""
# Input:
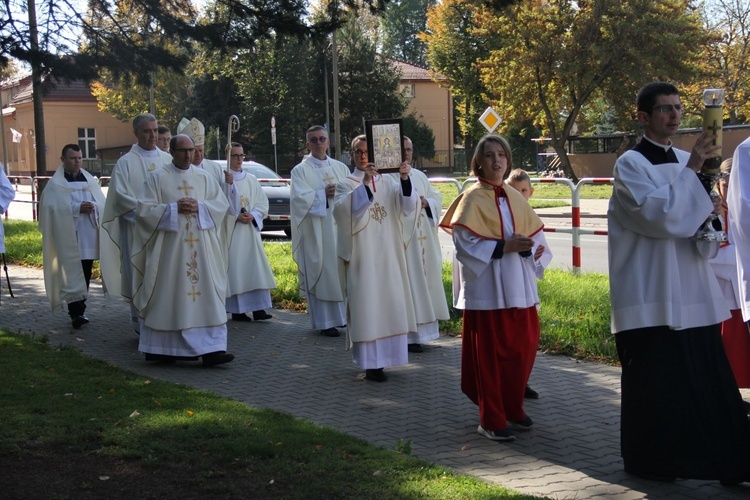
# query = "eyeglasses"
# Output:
<box><xmin>309</xmin><ymin>136</ymin><xmax>328</xmax><ymax>144</ymax></box>
<box><xmin>652</xmin><ymin>104</ymin><xmax>684</xmax><ymax>114</ymax></box>
<box><xmin>230</xmin><ymin>154</ymin><xmax>245</xmax><ymax>159</ymax></box>
<box><xmin>354</xmin><ymin>150</ymin><xmax>368</xmax><ymax>156</ymax></box>
<box><xmin>173</xmin><ymin>148</ymin><xmax>195</xmax><ymax>154</ymax></box>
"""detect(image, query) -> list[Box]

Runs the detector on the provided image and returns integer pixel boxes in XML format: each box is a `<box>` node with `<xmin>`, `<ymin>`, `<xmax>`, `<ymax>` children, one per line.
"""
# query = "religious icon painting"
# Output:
<box><xmin>365</xmin><ymin>119</ymin><xmax>404</xmax><ymax>174</ymax></box>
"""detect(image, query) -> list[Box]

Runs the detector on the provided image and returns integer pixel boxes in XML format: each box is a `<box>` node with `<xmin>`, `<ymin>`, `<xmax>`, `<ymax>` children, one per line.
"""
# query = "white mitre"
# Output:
<box><xmin>177</xmin><ymin>117</ymin><xmax>205</xmax><ymax>146</ymax></box>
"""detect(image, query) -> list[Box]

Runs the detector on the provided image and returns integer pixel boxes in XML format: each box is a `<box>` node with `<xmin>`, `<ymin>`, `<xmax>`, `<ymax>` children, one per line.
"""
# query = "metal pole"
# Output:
<box><xmin>0</xmin><ymin>86</ymin><xmax>9</xmax><ymax>175</ymax></box>
<box><xmin>323</xmin><ymin>49</ymin><xmax>331</xmax><ymax>157</ymax></box>
<box><xmin>332</xmin><ymin>31</ymin><xmax>341</xmax><ymax>160</ymax></box>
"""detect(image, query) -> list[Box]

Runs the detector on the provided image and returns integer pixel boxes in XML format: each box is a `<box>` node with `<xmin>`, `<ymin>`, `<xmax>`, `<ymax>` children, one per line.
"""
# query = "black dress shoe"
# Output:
<box><xmin>145</xmin><ymin>353</ymin><xmax>177</xmax><ymax>363</ymax></box>
<box><xmin>71</xmin><ymin>315</ymin><xmax>90</xmax><ymax>329</ymax></box>
<box><xmin>524</xmin><ymin>385</ymin><xmax>539</xmax><ymax>399</ymax></box>
<box><xmin>320</xmin><ymin>327</ymin><xmax>341</xmax><ymax>337</ymax></box>
<box><xmin>231</xmin><ymin>313</ymin><xmax>253</xmax><ymax>322</ymax></box>
<box><xmin>252</xmin><ymin>310</ymin><xmax>273</xmax><ymax>321</ymax></box>
<box><xmin>202</xmin><ymin>351</ymin><xmax>235</xmax><ymax>367</ymax></box>
<box><xmin>365</xmin><ymin>368</ymin><xmax>388</xmax><ymax>382</ymax></box>
<box><xmin>408</xmin><ymin>343</ymin><xmax>423</xmax><ymax>353</ymax></box>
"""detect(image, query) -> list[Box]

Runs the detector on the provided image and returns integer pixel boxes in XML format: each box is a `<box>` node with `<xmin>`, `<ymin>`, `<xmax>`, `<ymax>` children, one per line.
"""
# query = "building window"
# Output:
<box><xmin>78</xmin><ymin>128</ymin><xmax>96</xmax><ymax>159</ymax></box>
<box><xmin>400</xmin><ymin>84</ymin><xmax>415</xmax><ymax>98</ymax></box>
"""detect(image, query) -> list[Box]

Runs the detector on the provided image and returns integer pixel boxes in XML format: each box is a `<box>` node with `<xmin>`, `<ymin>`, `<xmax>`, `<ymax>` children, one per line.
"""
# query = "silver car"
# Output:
<box><xmin>215</xmin><ymin>160</ymin><xmax>291</xmax><ymax>236</ymax></box>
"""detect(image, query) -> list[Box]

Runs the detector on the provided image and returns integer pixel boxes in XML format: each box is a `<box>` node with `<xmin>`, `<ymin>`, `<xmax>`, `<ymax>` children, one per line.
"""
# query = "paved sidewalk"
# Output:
<box><xmin>1</xmin><ymin>265</ymin><xmax>748</xmax><ymax>499</ymax></box>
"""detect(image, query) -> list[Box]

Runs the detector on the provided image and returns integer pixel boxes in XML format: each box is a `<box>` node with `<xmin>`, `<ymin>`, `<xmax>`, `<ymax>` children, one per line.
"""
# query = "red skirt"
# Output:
<box><xmin>721</xmin><ymin>309</ymin><xmax>750</xmax><ymax>388</ymax></box>
<box><xmin>461</xmin><ymin>307</ymin><xmax>540</xmax><ymax>431</ymax></box>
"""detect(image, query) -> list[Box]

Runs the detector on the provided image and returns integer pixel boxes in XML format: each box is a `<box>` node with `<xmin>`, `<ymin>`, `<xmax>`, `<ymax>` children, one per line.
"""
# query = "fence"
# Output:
<box><xmin>434</xmin><ymin>176</ymin><xmax>613</xmax><ymax>275</ymax></box>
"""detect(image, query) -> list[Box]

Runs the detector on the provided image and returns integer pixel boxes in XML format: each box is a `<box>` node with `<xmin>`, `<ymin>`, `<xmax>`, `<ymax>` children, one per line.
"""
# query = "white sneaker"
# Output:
<box><xmin>477</xmin><ymin>425</ymin><xmax>516</xmax><ymax>442</ymax></box>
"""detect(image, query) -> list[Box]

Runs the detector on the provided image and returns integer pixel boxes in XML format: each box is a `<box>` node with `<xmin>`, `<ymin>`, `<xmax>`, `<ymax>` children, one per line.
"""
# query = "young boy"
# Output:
<box><xmin>507</xmin><ymin>168</ymin><xmax>553</xmax><ymax>399</ymax></box>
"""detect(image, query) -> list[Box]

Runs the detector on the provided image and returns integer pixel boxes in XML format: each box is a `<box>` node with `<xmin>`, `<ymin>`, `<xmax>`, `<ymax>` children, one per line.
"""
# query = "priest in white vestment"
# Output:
<box><xmin>177</xmin><ymin>117</ymin><xmax>224</xmax><ymax>187</ymax></box>
<box><xmin>392</xmin><ymin>137</ymin><xmax>449</xmax><ymax>353</ymax></box>
<box><xmin>0</xmin><ymin>165</ymin><xmax>15</xmax><ymax>255</ymax></box>
<box><xmin>131</xmin><ymin>134</ymin><xmax>234</xmax><ymax>367</ymax></box>
<box><xmin>290</xmin><ymin>125</ymin><xmax>349</xmax><ymax>337</ymax></box>
<box><xmin>100</xmin><ymin>113</ymin><xmax>171</xmax><ymax>333</ymax></box>
<box><xmin>40</xmin><ymin>144</ymin><xmax>106</xmax><ymax>328</ymax></box>
<box><xmin>609</xmin><ymin>82</ymin><xmax>750</xmax><ymax>484</ymax></box>
<box><xmin>223</xmin><ymin>142</ymin><xmax>276</xmax><ymax>321</ymax></box>
<box><xmin>333</xmin><ymin>134</ymin><xmax>417</xmax><ymax>382</ymax></box>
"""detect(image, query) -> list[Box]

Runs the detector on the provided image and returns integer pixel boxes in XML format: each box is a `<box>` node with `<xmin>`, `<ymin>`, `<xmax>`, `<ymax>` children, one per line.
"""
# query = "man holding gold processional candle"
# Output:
<box><xmin>609</xmin><ymin>82</ymin><xmax>750</xmax><ymax>484</ymax></box>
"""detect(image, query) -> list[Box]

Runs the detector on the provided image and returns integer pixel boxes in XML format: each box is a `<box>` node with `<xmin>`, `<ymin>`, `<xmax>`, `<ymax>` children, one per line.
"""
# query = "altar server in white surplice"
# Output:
<box><xmin>394</xmin><ymin>137</ymin><xmax>449</xmax><ymax>353</ymax></box>
<box><xmin>131</xmin><ymin>134</ymin><xmax>234</xmax><ymax>367</ymax></box>
<box><xmin>100</xmin><ymin>113</ymin><xmax>171</xmax><ymax>332</ymax></box>
<box><xmin>177</xmin><ymin>117</ymin><xmax>224</xmax><ymax>188</ymax></box>
<box><xmin>333</xmin><ymin>134</ymin><xmax>418</xmax><ymax>382</ymax></box>
<box><xmin>223</xmin><ymin>142</ymin><xmax>275</xmax><ymax>322</ymax></box>
<box><xmin>0</xmin><ymin>165</ymin><xmax>14</xmax><ymax>254</ymax></box>
<box><xmin>40</xmin><ymin>144</ymin><xmax>106</xmax><ymax>329</ymax></box>
<box><xmin>610</xmin><ymin>82</ymin><xmax>750</xmax><ymax>484</ymax></box>
<box><xmin>290</xmin><ymin>125</ymin><xmax>349</xmax><ymax>337</ymax></box>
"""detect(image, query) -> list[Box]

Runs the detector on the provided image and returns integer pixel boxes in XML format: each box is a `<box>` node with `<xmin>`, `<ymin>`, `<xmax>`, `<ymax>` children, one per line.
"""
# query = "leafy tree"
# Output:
<box><xmin>335</xmin><ymin>14</ymin><xmax>408</xmax><ymax>150</ymax></box>
<box><xmin>380</xmin><ymin>0</ymin><xmax>435</xmax><ymax>66</ymax></box>
<box><xmin>402</xmin><ymin>112</ymin><xmax>435</xmax><ymax>160</ymax></box>
<box><xmin>421</xmin><ymin>0</ymin><xmax>489</xmax><ymax>166</ymax></box>
<box><xmin>476</xmin><ymin>0</ymin><xmax>707</xmax><ymax>181</ymax></box>
<box><xmin>683</xmin><ymin>0</ymin><xmax>750</xmax><ymax>124</ymax></box>
<box><xmin>90</xmin><ymin>67</ymin><xmax>191</xmax><ymax>128</ymax></box>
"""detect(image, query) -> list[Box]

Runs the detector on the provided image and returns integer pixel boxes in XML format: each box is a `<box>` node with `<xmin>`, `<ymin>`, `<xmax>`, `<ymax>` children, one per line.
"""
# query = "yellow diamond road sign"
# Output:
<box><xmin>479</xmin><ymin>107</ymin><xmax>502</xmax><ymax>133</ymax></box>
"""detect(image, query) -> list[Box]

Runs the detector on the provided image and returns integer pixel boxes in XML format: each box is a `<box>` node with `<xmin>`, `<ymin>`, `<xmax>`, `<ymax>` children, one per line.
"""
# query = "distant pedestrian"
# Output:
<box><xmin>610</xmin><ymin>81</ymin><xmax>750</xmax><ymax>484</ymax></box>
<box><xmin>440</xmin><ymin>134</ymin><xmax>544</xmax><ymax>442</ymax></box>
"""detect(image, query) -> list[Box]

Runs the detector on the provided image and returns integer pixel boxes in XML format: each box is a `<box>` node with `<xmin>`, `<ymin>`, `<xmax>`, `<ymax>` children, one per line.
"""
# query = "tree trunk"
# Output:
<box><xmin>552</xmin><ymin>142</ymin><xmax>579</xmax><ymax>183</ymax></box>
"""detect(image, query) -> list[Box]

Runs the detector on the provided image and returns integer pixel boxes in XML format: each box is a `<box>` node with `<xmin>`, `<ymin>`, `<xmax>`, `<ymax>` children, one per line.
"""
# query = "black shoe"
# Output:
<box><xmin>202</xmin><ymin>351</ymin><xmax>235</xmax><ymax>367</ymax></box>
<box><xmin>71</xmin><ymin>315</ymin><xmax>90</xmax><ymax>329</ymax></box>
<box><xmin>231</xmin><ymin>313</ymin><xmax>253</xmax><ymax>322</ymax></box>
<box><xmin>252</xmin><ymin>310</ymin><xmax>273</xmax><ymax>321</ymax></box>
<box><xmin>524</xmin><ymin>385</ymin><xmax>539</xmax><ymax>399</ymax></box>
<box><xmin>320</xmin><ymin>327</ymin><xmax>341</xmax><ymax>337</ymax></box>
<box><xmin>408</xmin><ymin>343</ymin><xmax>423</xmax><ymax>353</ymax></box>
<box><xmin>509</xmin><ymin>416</ymin><xmax>534</xmax><ymax>431</ymax></box>
<box><xmin>624</xmin><ymin>466</ymin><xmax>676</xmax><ymax>483</ymax></box>
<box><xmin>365</xmin><ymin>368</ymin><xmax>388</xmax><ymax>382</ymax></box>
<box><xmin>145</xmin><ymin>353</ymin><xmax>177</xmax><ymax>363</ymax></box>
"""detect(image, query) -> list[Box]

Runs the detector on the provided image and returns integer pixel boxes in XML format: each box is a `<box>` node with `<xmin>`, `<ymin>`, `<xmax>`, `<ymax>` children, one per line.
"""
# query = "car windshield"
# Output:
<box><xmin>246</xmin><ymin>165</ymin><xmax>280</xmax><ymax>179</ymax></box>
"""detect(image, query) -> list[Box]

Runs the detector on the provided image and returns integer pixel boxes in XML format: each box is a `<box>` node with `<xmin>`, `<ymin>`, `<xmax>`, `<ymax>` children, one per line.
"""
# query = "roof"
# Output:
<box><xmin>10</xmin><ymin>77</ymin><xmax>96</xmax><ymax>105</ymax></box>
<box><xmin>391</xmin><ymin>59</ymin><xmax>439</xmax><ymax>81</ymax></box>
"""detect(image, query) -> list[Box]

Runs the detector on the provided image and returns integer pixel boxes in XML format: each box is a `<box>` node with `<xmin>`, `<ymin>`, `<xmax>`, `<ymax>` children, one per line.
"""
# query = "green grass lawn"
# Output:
<box><xmin>0</xmin><ymin>330</ymin><xmax>542</xmax><ymax>499</ymax></box>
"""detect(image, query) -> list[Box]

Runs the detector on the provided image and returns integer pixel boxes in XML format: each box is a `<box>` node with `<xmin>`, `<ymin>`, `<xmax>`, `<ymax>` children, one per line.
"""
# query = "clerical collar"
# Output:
<box><xmin>633</xmin><ymin>136</ymin><xmax>678</xmax><ymax>165</ymax></box>
<box><xmin>307</xmin><ymin>155</ymin><xmax>330</xmax><ymax>168</ymax></box>
<box><xmin>64</xmin><ymin>170</ymin><xmax>86</xmax><ymax>182</ymax></box>
<box><xmin>133</xmin><ymin>144</ymin><xmax>161</xmax><ymax>158</ymax></box>
<box><xmin>642</xmin><ymin>135</ymin><xmax>673</xmax><ymax>152</ymax></box>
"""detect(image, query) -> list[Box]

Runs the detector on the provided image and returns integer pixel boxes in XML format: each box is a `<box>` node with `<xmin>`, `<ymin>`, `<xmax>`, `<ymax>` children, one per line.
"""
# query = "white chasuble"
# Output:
<box><xmin>40</xmin><ymin>166</ymin><xmax>106</xmax><ymax>310</ymax></box>
<box><xmin>333</xmin><ymin>172</ymin><xmax>417</xmax><ymax>348</ymax></box>
<box><xmin>290</xmin><ymin>156</ymin><xmax>350</xmax><ymax>302</ymax></box>
<box><xmin>393</xmin><ymin>170</ymin><xmax>449</xmax><ymax>339</ymax></box>
<box><xmin>132</xmin><ymin>166</ymin><xmax>229</xmax><ymax>332</ymax></box>
<box><xmin>100</xmin><ymin>145</ymin><xmax>172</xmax><ymax>300</ymax></box>
<box><xmin>224</xmin><ymin>171</ymin><xmax>275</xmax><ymax>302</ymax></box>
<box><xmin>0</xmin><ymin>168</ymin><xmax>14</xmax><ymax>253</ymax></box>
